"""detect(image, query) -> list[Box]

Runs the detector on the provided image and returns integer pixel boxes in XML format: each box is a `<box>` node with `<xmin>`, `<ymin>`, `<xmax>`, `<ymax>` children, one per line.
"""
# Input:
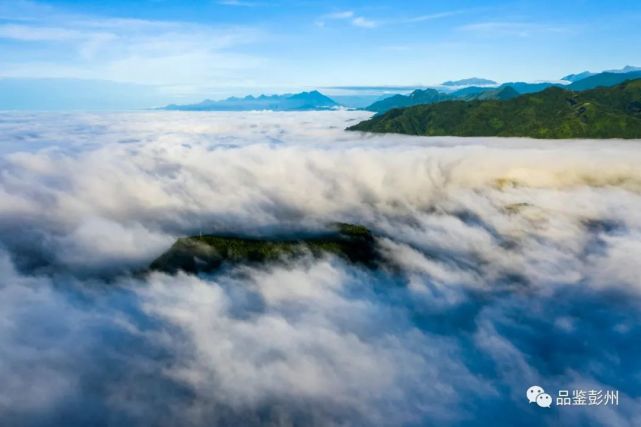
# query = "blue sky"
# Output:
<box><xmin>1</xmin><ymin>0</ymin><xmax>640</xmax><ymax>104</ymax></box>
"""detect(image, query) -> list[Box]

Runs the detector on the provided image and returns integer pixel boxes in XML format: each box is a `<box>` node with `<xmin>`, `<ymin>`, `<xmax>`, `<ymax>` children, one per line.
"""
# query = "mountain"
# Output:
<box><xmin>562</xmin><ymin>71</ymin><xmax>596</xmax><ymax>82</ymax></box>
<box><xmin>149</xmin><ymin>223</ymin><xmax>379</xmax><ymax>274</ymax></box>
<box><xmin>329</xmin><ymin>94</ymin><xmax>389</xmax><ymax>109</ymax></box>
<box><xmin>499</xmin><ymin>81</ymin><xmax>559</xmax><ymax>94</ymax></box>
<box><xmin>442</xmin><ymin>78</ymin><xmax>497</xmax><ymax>86</ymax></box>
<box><xmin>348</xmin><ymin>79</ymin><xmax>641</xmax><ymax>139</ymax></box>
<box><xmin>163</xmin><ymin>90</ymin><xmax>340</xmax><ymax>111</ymax></box>
<box><xmin>366</xmin><ymin>86</ymin><xmax>520</xmax><ymax>113</ymax></box>
<box><xmin>561</xmin><ymin>65</ymin><xmax>641</xmax><ymax>83</ymax></box>
<box><xmin>447</xmin><ymin>86</ymin><xmax>489</xmax><ymax>98</ymax></box>
<box><xmin>567</xmin><ymin>71</ymin><xmax>641</xmax><ymax>91</ymax></box>
<box><xmin>452</xmin><ymin>86</ymin><xmax>520</xmax><ymax>101</ymax></box>
<box><xmin>365</xmin><ymin>89</ymin><xmax>450</xmax><ymax>113</ymax></box>
<box><xmin>610</xmin><ymin>65</ymin><xmax>641</xmax><ymax>73</ymax></box>
<box><xmin>562</xmin><ymin>66</ymin><xmax>641</xmax><ymax>82</ymax></box>
<box><xmin>605</xmin><ymin>65</ymin><xmax>641</xmax><ymax>73</ymax></box>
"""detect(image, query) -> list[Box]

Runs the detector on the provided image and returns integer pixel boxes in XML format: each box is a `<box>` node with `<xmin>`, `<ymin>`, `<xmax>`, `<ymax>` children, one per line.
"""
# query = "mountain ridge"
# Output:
<box><xmin>163</xmin><ymin>90</ymin><xmax>340</xmax><ymax>111</ymax></box>
<box><xmin>363</xmin><ymin>69</ymin><xmax>641</xmax><ymax>114</ymax></box>
<box><xmin>348</xmin><ymin>79</ymin><xmax>641</xmax><ymax>139</ymax></box>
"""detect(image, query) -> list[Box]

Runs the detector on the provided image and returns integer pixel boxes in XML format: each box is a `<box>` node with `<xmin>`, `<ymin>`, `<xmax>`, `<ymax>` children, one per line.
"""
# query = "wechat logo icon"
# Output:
<box><xmin>527</xmin><ymin>385</ymin><xmax>552</xmax><ymax>408</ymax></box>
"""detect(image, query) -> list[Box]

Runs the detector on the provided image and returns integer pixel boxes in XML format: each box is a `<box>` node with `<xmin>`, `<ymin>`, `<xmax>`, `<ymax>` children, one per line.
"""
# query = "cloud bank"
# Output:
<box><xmin>1</xmin><ymin>110</ymin><xmax>640</xmax><ymax>426</ymax></box>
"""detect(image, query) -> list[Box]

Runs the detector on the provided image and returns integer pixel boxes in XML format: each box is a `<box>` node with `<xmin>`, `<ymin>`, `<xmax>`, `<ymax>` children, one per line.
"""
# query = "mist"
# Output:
<box><xmin>1</xmin><ymin>110</ymin><xmax>640</xmax><ymax>426</ymax></box>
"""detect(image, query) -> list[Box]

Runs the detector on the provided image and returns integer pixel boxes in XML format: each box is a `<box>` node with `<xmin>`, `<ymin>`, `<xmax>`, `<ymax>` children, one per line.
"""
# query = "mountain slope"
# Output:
<box><xmin>366</xmin><ymin>86</ymin><xmax>519</xmax><ymax>113</ymax></box>
<box><xmin>499</xmin><ymin>81</ymin><xmax>559</xmax><ymax>94</ymax></box>
<box><xmin>163</xmin><ymin>90</ymin><xmax>339</xmax><ymax>111</ymax></box>
<box><xmin>454</xmin><ymin>86</ymin><xmax>520</xmax><ymax>101</ymax></box>
<box><xmin>348</xmin><ymin>79</ymin><xmax>641</xmax><ymax>139</ymax></box>
<box><xmin>365</xmin><ymin>89</ymin><xmax>450</xmax><ymax>113</ymax></box>
<box><xmin>562</xmin><ymin>71</ymin><xmax>596</xmax><ymax>82</ymax></box>
<box><xmin>562</xmin><ymin>66</ymin><xmax>641</xmax><ymax>82</ymax></box>
<box><xmin>568</xmin><ymin>71</ymin><xmax>641</xmax><ymax>91</ymax></box>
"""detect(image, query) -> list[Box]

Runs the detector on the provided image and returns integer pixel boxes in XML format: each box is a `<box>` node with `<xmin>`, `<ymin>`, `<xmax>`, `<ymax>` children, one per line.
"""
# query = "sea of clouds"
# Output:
<box><xmin>1</xmin><ymin>110</ymin><xmax>640</xmax><ymax>426</ymax></box>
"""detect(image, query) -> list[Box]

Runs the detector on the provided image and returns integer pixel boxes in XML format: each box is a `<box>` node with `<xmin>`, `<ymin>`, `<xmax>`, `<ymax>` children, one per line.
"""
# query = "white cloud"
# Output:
<box><xmin>404</xmin><ymin>10</ymin><xmax>467</xmax><ymax>23</ymax></box>
<box><xmin>316</xmin><ymin>8</ymin><xmax>469</xmax><ymax>30</ymax></box>
<box><xmin>1</xmin><ymin>111</ymin><xmax>641</xmax><ymax>425</ymax></box>
<box><xmin>458</xmin><ymin>21</ymin><xmax>571</xmax><ymax>37</ymax></box>
<box><xmin>352</xmin><ymin>16</ymin><xmax>377</xmax><ymax>28</ymax></box>
<box><xmin>316</xmin><ymin>10</ymin><xmax>378</xmax><ymax>29</ymax></box>
<box><xmin>326</xmin><ymin>11</ymin><xmax>355</xmax><ymax>20</ymax></box>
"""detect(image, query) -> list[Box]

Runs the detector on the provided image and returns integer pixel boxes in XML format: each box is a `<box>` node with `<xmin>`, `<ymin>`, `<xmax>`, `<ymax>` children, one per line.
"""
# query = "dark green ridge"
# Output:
<box><xmin>149</xmin><ymin>223</ymin><xmax>379</xmax><ymax>274</ymax></box>
<box><xmin>348</xmin><ymin>79</ymin><xmax>641</xmax><ymax>139</ymax></box>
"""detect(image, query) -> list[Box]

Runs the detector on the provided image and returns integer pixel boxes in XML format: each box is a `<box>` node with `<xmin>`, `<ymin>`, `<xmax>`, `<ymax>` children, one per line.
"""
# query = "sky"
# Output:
<box><xmin>0</xmin><ymin>0</ymin><xmax>640</xmax><ymax>106</ymax></box>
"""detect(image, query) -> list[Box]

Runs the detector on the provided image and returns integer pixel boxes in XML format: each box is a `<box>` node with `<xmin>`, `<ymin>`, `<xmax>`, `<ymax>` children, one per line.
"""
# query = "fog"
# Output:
<box><xmin>1</xmin><ymin>110</ymin><xmax>640</xmax><ymax>426</ymax></box>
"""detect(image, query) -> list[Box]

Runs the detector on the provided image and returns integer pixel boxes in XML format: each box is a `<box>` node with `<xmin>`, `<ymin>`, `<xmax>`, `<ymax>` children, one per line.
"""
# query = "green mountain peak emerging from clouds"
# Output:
<box><xmin>348</xmin><ymin>79</ymin><xmax>641</xmax><ymax>139</ymax></box>
<box><xmin>149</xmin><ymin>223</ymin><xmax>380</xmax><ymax>274</ymax></box>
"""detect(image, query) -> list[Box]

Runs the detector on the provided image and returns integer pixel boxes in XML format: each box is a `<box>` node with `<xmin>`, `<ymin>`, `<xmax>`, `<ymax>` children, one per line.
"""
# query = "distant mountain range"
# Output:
<box><xmin>363</xmin><ymin>68</ymin><xmax>641</xmax><ymax>113</ymax></box>
<box><xmin>562</xmin><ymin>65</ymin><xmax>641</xmax><ymax>82</ymax></box>
<box><xmin>348</xmin><ymin>79</ymin><xmax>641</xmax><ymax>139</ymax></box>
<box><xmin>565</xmin><ymin>70</ymin><xmax>641</xmax><ymax>91</ymax></box>
<box><xmin>365</xmin><ymin>86</ymin><xmax>520</xmax><ymax>113</ymax></box>
<box><xmin>442</xmin><ymin>77</ymin><xmax>497</xmax><ymax>86</ymax></box>
<box><xmin>5</xmin><ymin>65</ymin><xmax>636</xmax><ymax>112</ymax></box>
<box><xmin>366</xmin><ymin>89</ymin><xmax>451</xmax><ymax>113</ymax></box>
<box><xmin>163</xmin><ymin>90</ymin><xmax>339</xmax><ymax>111</ymax></box>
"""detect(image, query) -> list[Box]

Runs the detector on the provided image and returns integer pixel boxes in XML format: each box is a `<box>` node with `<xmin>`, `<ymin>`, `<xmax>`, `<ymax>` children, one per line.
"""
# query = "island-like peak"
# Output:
<box><xmin>149</xmin><ymin>223</ymin><xmax>380</xmax><ymax>274</ymax></box>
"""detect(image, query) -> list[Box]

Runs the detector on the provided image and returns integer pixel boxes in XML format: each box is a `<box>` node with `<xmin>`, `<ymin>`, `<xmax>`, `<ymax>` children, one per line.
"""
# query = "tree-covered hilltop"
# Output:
<box><xmin>149</xmin><ymin>223</ymin><xmax>380</xmax><ymax>274</ymax></box>
<box><xmin>348</xmin><ymin>79</ymin><xmax>641</xmax><ymax>139</ymax></box>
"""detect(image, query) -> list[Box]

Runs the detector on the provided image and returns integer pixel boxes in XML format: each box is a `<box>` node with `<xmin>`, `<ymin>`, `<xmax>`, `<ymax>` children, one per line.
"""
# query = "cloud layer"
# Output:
<box><xmin>1</xmin><ymin>110</ymin><xmax>640</xmax><ymax>426</ymax></box>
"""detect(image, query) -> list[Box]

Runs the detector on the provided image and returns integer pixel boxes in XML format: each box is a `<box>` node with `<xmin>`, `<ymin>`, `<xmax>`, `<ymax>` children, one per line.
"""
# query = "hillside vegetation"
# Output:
<box><xmin>349</xmin><ymin>79</ymin><xmax>641</xmax><ymax>139</ymax></box>
<box><xmin>149</xmin><ymin>223</ymin><xmax>379</xmax><ymax>274</ymax></box>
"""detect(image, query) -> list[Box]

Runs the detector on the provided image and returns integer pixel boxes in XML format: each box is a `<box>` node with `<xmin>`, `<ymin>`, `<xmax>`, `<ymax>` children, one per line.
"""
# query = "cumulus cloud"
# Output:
<box><xmin>0</xmin><ymin>111</ymin><xmax>640</xmax><ymax>426</ymax></box>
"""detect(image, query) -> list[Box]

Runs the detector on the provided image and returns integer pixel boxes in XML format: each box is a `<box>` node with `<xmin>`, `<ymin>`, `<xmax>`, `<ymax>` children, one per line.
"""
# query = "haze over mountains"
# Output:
<box><xmin>365</xmin><ymin>86</ymin><xmax>520</xmax><ymax>113</ymax></box>
<box><xmin>441</xmin><ymin>77</ymin><xmax>497</xmax><ymax>86</ymax></box>
<box><xmin>163</xmin><ymin>90</ymin><xmax>339</xmax><ymax>112</ymax></box>
<box><xmin>562</xmin><ymin>65</ymin><xmax>641</xmax><ymax>82</ymax></box>
<box><xmin>161</xmin><ymin>65</ymin><xmax>641</xmax><ymax>113</ymax></box>
<box><xmin>361</xmin><ymin>66</ymin><xmax>641</xmax><ymax>113</ymax></box>
<box><xmin>1</xmin><ymin>66</ymin><xmax>640</xmax><ymax>111</ymax></box>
